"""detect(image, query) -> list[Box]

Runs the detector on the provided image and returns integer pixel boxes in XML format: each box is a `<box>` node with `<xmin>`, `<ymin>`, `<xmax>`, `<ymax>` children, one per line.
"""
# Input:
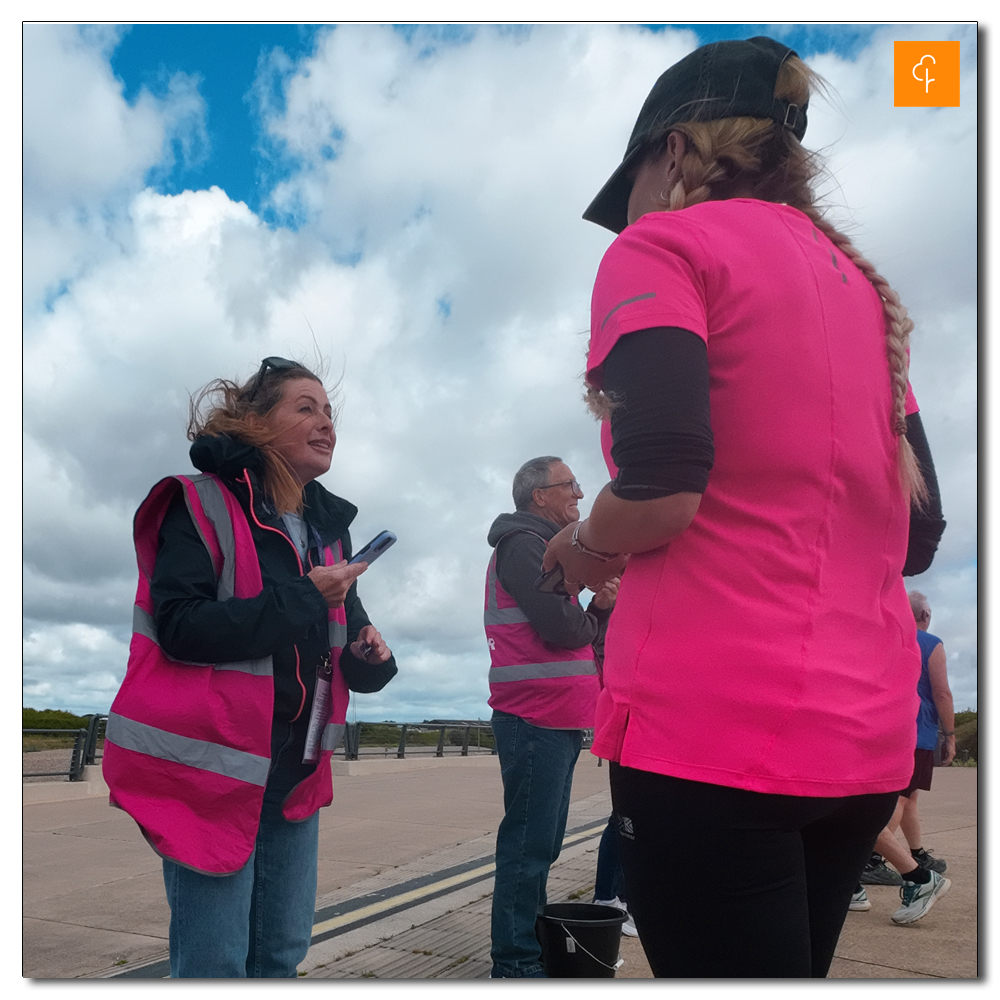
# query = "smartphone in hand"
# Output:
<box><xmin>534</xmin><ymin>565</ymin><xmax>568</xmax><ymax>595</ymax></box>
<box><xmin>348</xmin><ymin>530</ymin><xmax>397</xmax><ymax>566</ymax></box>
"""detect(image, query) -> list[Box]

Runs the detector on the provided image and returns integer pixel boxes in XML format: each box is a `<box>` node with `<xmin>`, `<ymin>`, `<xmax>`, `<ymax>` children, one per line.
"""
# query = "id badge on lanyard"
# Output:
<box><xmin>303</xmin><ymin>654</ymin><xmax>332</xmax><ymax>763</ymax></box>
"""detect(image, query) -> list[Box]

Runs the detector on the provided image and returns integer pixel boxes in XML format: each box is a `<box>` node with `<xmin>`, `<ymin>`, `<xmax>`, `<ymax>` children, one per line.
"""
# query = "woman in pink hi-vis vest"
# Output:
<box><xmin>542</xmin><ymin>38</ymin><xmax>946</xmax><ymax>977</ymax></box>
<box><xmin>104</xmin><ymin>357</ymin><xmax>397</xmax><ymax>977</ymax></box>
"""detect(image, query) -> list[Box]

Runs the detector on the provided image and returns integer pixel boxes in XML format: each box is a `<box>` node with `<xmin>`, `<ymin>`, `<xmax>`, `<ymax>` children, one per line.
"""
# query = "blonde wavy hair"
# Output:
<box><xmin>188</xmin><ymin>360</ymin><xmax>335</xmax><ymax>516</ymax></box>
<box><xmin>586</xmin><ymin>56</ymin><xmax>927</xmax><ymax>506</ymax></box>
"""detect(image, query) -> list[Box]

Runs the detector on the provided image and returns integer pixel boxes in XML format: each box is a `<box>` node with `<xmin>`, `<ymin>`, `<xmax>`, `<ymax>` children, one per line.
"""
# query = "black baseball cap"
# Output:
<box><xmin>583</xmin><ymin>36</ymin><xmax>808</xmax><ymax>234</ymax></box>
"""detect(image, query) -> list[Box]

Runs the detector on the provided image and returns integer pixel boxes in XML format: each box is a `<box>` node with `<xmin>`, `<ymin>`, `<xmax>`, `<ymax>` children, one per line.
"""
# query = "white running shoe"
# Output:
<box><xmin>891</xmin><ymin>871</ymin><xmax>951</xmax><ymax>925</ymax></box>
<box><xmin>594</xmin><ymin>896</ymin><xmax>638</xmax><ymax>937</ymax></box>
<box><xmin>849</xmin><ymin>886</ymin><xmax>871</xmax><ymax>911</ymax></box>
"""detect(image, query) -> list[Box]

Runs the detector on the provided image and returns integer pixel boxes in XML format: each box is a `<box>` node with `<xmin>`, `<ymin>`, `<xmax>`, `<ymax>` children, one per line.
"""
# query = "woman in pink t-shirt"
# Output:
<box><xmin>543</xmin><ymin>37</ymin><xmax>946</xmax><ymax>977</ymax></box>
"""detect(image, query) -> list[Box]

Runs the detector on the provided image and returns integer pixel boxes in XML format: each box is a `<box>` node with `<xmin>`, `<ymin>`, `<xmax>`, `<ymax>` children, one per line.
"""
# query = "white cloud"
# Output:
<box><xmin>22</xmin><ymin>23</ymin><xmax>208</xmax><ymax>308</ymax></box>
<box><xmin>23</xmin><ymin>623</ymin><xmax>131</xmax><ymax>713</ymax></box>
<box><xmin>22</xmin><ymin>24</ymin><xmax>978</xmax><ymax>716</ymax></box>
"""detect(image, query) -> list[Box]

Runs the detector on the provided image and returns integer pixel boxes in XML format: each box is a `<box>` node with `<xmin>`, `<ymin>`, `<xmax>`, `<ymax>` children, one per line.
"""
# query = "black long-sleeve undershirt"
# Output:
<box><xmin>602</xmin><ymin>327</ymin><xmax>714</xmax><ymax>498</ymax></box>
<box><xmin>902</xmin><ymin>411</ymin><xmax>946</xmax><ymax>576</ymax></box>
<box><xmin>597</xmin><ymin>327</ymin><xmax>945</xmax><ymax>573</ymax></box>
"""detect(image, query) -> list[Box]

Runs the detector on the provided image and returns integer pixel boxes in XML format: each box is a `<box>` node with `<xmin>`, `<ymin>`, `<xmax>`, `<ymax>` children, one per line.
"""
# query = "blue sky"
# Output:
<box><xmin>110</xmin><ymin>24</ymin><xmax>322</xmax><ymax>218</ymax></box>
<box><xmin>108</xmin><ymin>24</ymin><xmax>882</xmax><ymax>222</ymax></box>
<box><xmin>23</xmin><ymin>23</ymin><xmax>978</xmax><ymax>719</ymax></box>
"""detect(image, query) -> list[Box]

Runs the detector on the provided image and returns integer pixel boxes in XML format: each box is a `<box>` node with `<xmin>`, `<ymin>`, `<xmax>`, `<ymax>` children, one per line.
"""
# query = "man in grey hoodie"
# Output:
<box><xmin>485</xmin><ymin>456</ymin><xmax>617</xmax><ymax>978</ymax></box>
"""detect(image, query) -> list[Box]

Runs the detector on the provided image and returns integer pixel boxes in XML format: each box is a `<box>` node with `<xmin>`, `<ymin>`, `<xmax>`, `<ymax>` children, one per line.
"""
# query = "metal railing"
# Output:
<box><xmin>83</xmin><ymin>714</ymin><xmax>107</xmax><ymax>764</ymax></box>
<box><xmin>338</xmin><ymin>722</ymin><xmax>499</xmax><ymax>760</ymax></box>
<box><xmin>23</xmin><ymin>714</ymin><xmax>106</xmax><ymax>781</ymax></box>
<box><xmin>23</xmin><ymin>716</ymin><xmax>587</xmax><ymax>774</ymax></box>
<box><xmin>338</xmin><ymin>723</ymin><xmax>593</xmax><ymax>760</ymax></box>
<box><xmin>22</xmin><ymin>729</ymin><xmax>90</xmax><ymax>781</ymax></box>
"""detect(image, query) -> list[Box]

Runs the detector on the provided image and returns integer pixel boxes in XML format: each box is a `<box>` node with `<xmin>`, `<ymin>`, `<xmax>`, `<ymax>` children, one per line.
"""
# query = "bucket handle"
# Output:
<box><xmin>556</xmin><ymin>922</ymin><xmax>625</xmax><ymax>972</ymax></box>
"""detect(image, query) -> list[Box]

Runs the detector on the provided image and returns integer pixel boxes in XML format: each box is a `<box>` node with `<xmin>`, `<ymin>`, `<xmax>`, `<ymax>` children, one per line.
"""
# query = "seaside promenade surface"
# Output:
<box><xmin>23</xmin><ymin>755</ymin><xmax>978</xmax><ymax>980</ymax></box>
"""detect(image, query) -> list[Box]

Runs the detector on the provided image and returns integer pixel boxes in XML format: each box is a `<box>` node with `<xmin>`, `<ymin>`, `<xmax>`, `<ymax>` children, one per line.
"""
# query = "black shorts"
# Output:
<box><xmin>901</xmin><ymin>748</ymin><xmax>935</xmax><ymax>797</ymax></box>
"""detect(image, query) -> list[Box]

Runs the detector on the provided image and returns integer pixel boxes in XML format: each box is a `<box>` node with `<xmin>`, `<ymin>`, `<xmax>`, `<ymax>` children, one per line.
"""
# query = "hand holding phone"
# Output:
<box><xmin>534</xmin><ymin>565</ymin><xmax>568</xmax><ymax>595</ymax></box>
<box><xmin>348</xmin><ymin>530</ymin><xmax>397</xmax><ymax>566</ymax></box>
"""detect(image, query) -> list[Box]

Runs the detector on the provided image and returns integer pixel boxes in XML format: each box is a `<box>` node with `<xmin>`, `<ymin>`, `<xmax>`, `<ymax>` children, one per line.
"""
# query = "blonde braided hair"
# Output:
<box><xmin>587</xmin><ymin>55</ymin><xmax>927</xmax><ymax>506</ymax></box>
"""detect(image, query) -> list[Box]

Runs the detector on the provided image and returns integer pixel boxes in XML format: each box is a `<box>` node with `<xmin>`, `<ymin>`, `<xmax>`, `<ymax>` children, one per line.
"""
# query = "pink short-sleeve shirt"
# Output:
<box><xmin>587</xmin><ymin>200</ymin><xmax>920</xmax><ymax>797</ymax></box>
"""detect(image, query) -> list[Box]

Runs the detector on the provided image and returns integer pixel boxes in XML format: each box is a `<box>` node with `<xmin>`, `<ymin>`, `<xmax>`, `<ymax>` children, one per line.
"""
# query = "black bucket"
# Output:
<box><xmin>536</xmin><ymin>903</ymin><xmax>626</xmax><ymax>978</ymax></box>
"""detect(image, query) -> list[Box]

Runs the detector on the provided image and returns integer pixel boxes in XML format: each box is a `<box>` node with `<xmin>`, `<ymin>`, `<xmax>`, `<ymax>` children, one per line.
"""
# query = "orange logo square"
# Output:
<box><xmin>894</xmin><ymin>41</ymin><xmax>960</xmax><ymax>107</ymax></box>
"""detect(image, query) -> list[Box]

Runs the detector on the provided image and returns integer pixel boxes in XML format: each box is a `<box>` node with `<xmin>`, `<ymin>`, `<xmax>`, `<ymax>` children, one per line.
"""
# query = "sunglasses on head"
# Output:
<box><xmin>245</xmin><ymin>356</ymin><xmax>299</xmax><ymax>404</ymax></box>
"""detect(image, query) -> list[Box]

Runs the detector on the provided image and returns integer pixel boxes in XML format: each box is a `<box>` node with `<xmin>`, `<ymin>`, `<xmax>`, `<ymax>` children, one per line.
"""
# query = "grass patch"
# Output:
<box><xmin>23</xmin><ymin>734</ymin><xmax>82</xmax><ymax>752</ymax></box>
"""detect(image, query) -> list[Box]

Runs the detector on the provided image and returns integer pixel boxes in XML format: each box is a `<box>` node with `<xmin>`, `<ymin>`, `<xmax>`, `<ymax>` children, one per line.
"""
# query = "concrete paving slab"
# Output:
<box><xmin>23</xmin><ymin>757</ymin><xmax>975</xmax><ymax>980</ymax></box>
<box><xmin>393</xmin><ymin>910</ymin><xmax>494</xmax><ymax>960</ymax></box>
<box><xmin>323</xmin><ymin>943</ymin><xmax>468</xmax><ymax>979</ymax></box>
<box><xmin>23</xmin><ymin>872</ymin><xmax>170</xmax><ymax>938</ymax></box>
<box><xmin>305</xmin><ymin>825</ymin><xmax>610</xmax><ymax>979</ymax></box>
<box><xmin>22</xmin><ymin>795</ymin><xmax>124</xmax><ymax>834</ymax></box>
<box><xmin>314</xmin><ymin>861</ymin><xmax>386</xmax><ymax>899</ymax></box>
<box><xmin>22</xmin><ymin>835</ymin><xmax>162</xmax><ymax>901</ymax></box>
<box><xmin>23</xmin><ymin>917</ymin><xmax>166</xmax><ymax>979</ymax></box>
<box><xmin>316</xmin><ymin>816</ymin><xmax>494</xmax><ymax>867</ymax></box>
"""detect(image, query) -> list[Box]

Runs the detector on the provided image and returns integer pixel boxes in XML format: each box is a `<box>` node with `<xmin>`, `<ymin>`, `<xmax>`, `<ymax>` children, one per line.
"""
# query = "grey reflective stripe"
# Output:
<box><xmin>133</xmin><ymin>604</ymin><xmax>158</xmax><ymax>643</ymax></box>
<box><xmin>328</xmin><ymin>621</ymin><xmax>348</xmax><ymax>649</ymax></box>
<box><xmin>489</xmin><ymin>660</ymin><xmax>597</xmax><ymax>682</ymax></box>
<box><xmin>601</xmin><ymin>292</ymin><xmax>656</xmax><ymax>330</ymax></box>
<box><xmin>185</xmin><ymin>475</ymin><xmax>237</xmax><ymax>602</ymax></box>
<box><xmin>321</xmin><ymin>722</ymin><xmax>346</xmax><ymax>752</ymax></box>
<box><xmin>214</xmin><ymin>655</ymin><xmax>273</xmax><ymax>677</ymax></box>
<box><xmin>132</xmin><ymin>604</ymin><xmax>272</xmax><ymax>675</ymax></box>
<box><xmin>484</xmin><ymin>606</ymin><xmax>531</xmax><ymax>626</ymax></box>
<box><xmin>105</xmin><ymin>712</ymin><xmax>269</xmax><ymax>786</ymax></box>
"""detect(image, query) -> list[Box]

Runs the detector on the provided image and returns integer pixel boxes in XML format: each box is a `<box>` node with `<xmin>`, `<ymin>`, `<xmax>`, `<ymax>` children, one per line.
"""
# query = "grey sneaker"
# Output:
<box><xmin>860</xmin><ymin>855</ymin><xmax>904</xmax><ymax>886</ymax></box>
<box><xmin>911</xmin><ymin>847</ymin><xmax>947</xmax><ymax>874</ymax></box>
<box><xmin>891</xmin><ymin>871</ymin><xmax>951</xmax><ymax>925</ymax></box>
<box><xmin>849</xmin><ymin>886</ymin><xmax>871</xmax><ymax>911</ymax></box>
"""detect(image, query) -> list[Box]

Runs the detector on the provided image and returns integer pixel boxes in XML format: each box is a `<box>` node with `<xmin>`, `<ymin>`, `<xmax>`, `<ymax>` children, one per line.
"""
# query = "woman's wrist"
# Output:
<box><xmin>571</xmin><ymin>519</ymin><xmax>619</xmax><ymax>562</ymax></box>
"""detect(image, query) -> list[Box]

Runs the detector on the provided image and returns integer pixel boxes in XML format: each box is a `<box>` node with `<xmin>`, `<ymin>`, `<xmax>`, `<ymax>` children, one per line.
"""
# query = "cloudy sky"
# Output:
<box><xmin>21</xmin><ymin>22</ymin><xmax>978</xmax><ymax>724</ymax></box>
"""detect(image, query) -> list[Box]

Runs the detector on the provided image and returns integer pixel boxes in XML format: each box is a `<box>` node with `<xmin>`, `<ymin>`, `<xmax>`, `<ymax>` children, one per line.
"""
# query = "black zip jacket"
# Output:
<box><xmin>150</xmin><ymin>434</ymin><xmax>396</xmax><ymax>727</ymax></box>
<box><xmin>487</xmin><ymin>510</ymin><xmax>612</xmax><ymax>660</ymax></box>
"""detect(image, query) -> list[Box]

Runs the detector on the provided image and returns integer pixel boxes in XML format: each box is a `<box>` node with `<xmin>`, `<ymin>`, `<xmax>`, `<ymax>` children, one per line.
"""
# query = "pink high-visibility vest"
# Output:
<box><xmin>103</xmin><ymin>473</ymin><xmax>349</xmax><ymax>874</ymax></box>
<box><xmin>484</xmin><ymin>532</ymin><xmax>600</xmax><ymax>729</ymax></box>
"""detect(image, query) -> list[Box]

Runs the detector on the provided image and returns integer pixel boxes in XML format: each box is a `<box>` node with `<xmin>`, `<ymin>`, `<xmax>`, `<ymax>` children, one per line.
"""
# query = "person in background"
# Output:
<box><xmin>592</xmin><ymin>815</ymin><xmax>637</xmax><ymax>936</ymax></box>
<box><xmin>542</xmin><ymin>37</ymin><xmax>945</xmax><ymax>976</ymax></box>
<box><xmin>853</xmin><ymin>591</ymin><xmax>954</xmax><ymax>924</ymax></box>
<box><xmin>485</xmin><ymin>456</ymin><xmax>617</xmax><ymax>978</ymax></box>
<box><xmin>104</xmin><ymin>356</ymin><xmax>397</xmax><ymax>977</ymax></box>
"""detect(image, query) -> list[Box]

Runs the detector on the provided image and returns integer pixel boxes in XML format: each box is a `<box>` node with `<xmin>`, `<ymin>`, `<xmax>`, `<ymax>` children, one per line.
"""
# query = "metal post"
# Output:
<box><xmin>83</xmin><ymin>715</ymin><xmax>101</xmax><ymax>765</ymax></box>
<box><xmin>397</xmin><ymin>724</ymin><xmax>408</xmax><ymax>759</ymax></box>
<box><xmin>344</xmin><ymin>722</ymin><xmax>360</xmax><ymax>760</ymax></box>
<box><xmin>68</xmin><ymin>730</ymin><xmax>87</xmax><ymax>781</ymax></box>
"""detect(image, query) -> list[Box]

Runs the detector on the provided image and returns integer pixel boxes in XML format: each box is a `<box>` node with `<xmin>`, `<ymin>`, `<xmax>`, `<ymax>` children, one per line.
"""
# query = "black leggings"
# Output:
<box><xmin>610</xmin><ymin>763</ymin><xmax>898</xmax><ymax>978</ymax></box>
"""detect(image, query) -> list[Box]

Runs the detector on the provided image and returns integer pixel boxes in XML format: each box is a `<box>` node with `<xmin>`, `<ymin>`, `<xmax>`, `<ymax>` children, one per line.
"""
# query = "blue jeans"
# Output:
<box><xmin>594</xmin><ymin>814</ymin><xmax>628</xmax><ymax>902</ymax></box>
<box><xmin>162</xmin><ymin>722</ymin><xmax>320</xmax><ymax>978</ymax></box>
<box><xmin>490</xmin><ymin>710</ymin><xmax>584</xmax><ymax>978</ymax></box>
